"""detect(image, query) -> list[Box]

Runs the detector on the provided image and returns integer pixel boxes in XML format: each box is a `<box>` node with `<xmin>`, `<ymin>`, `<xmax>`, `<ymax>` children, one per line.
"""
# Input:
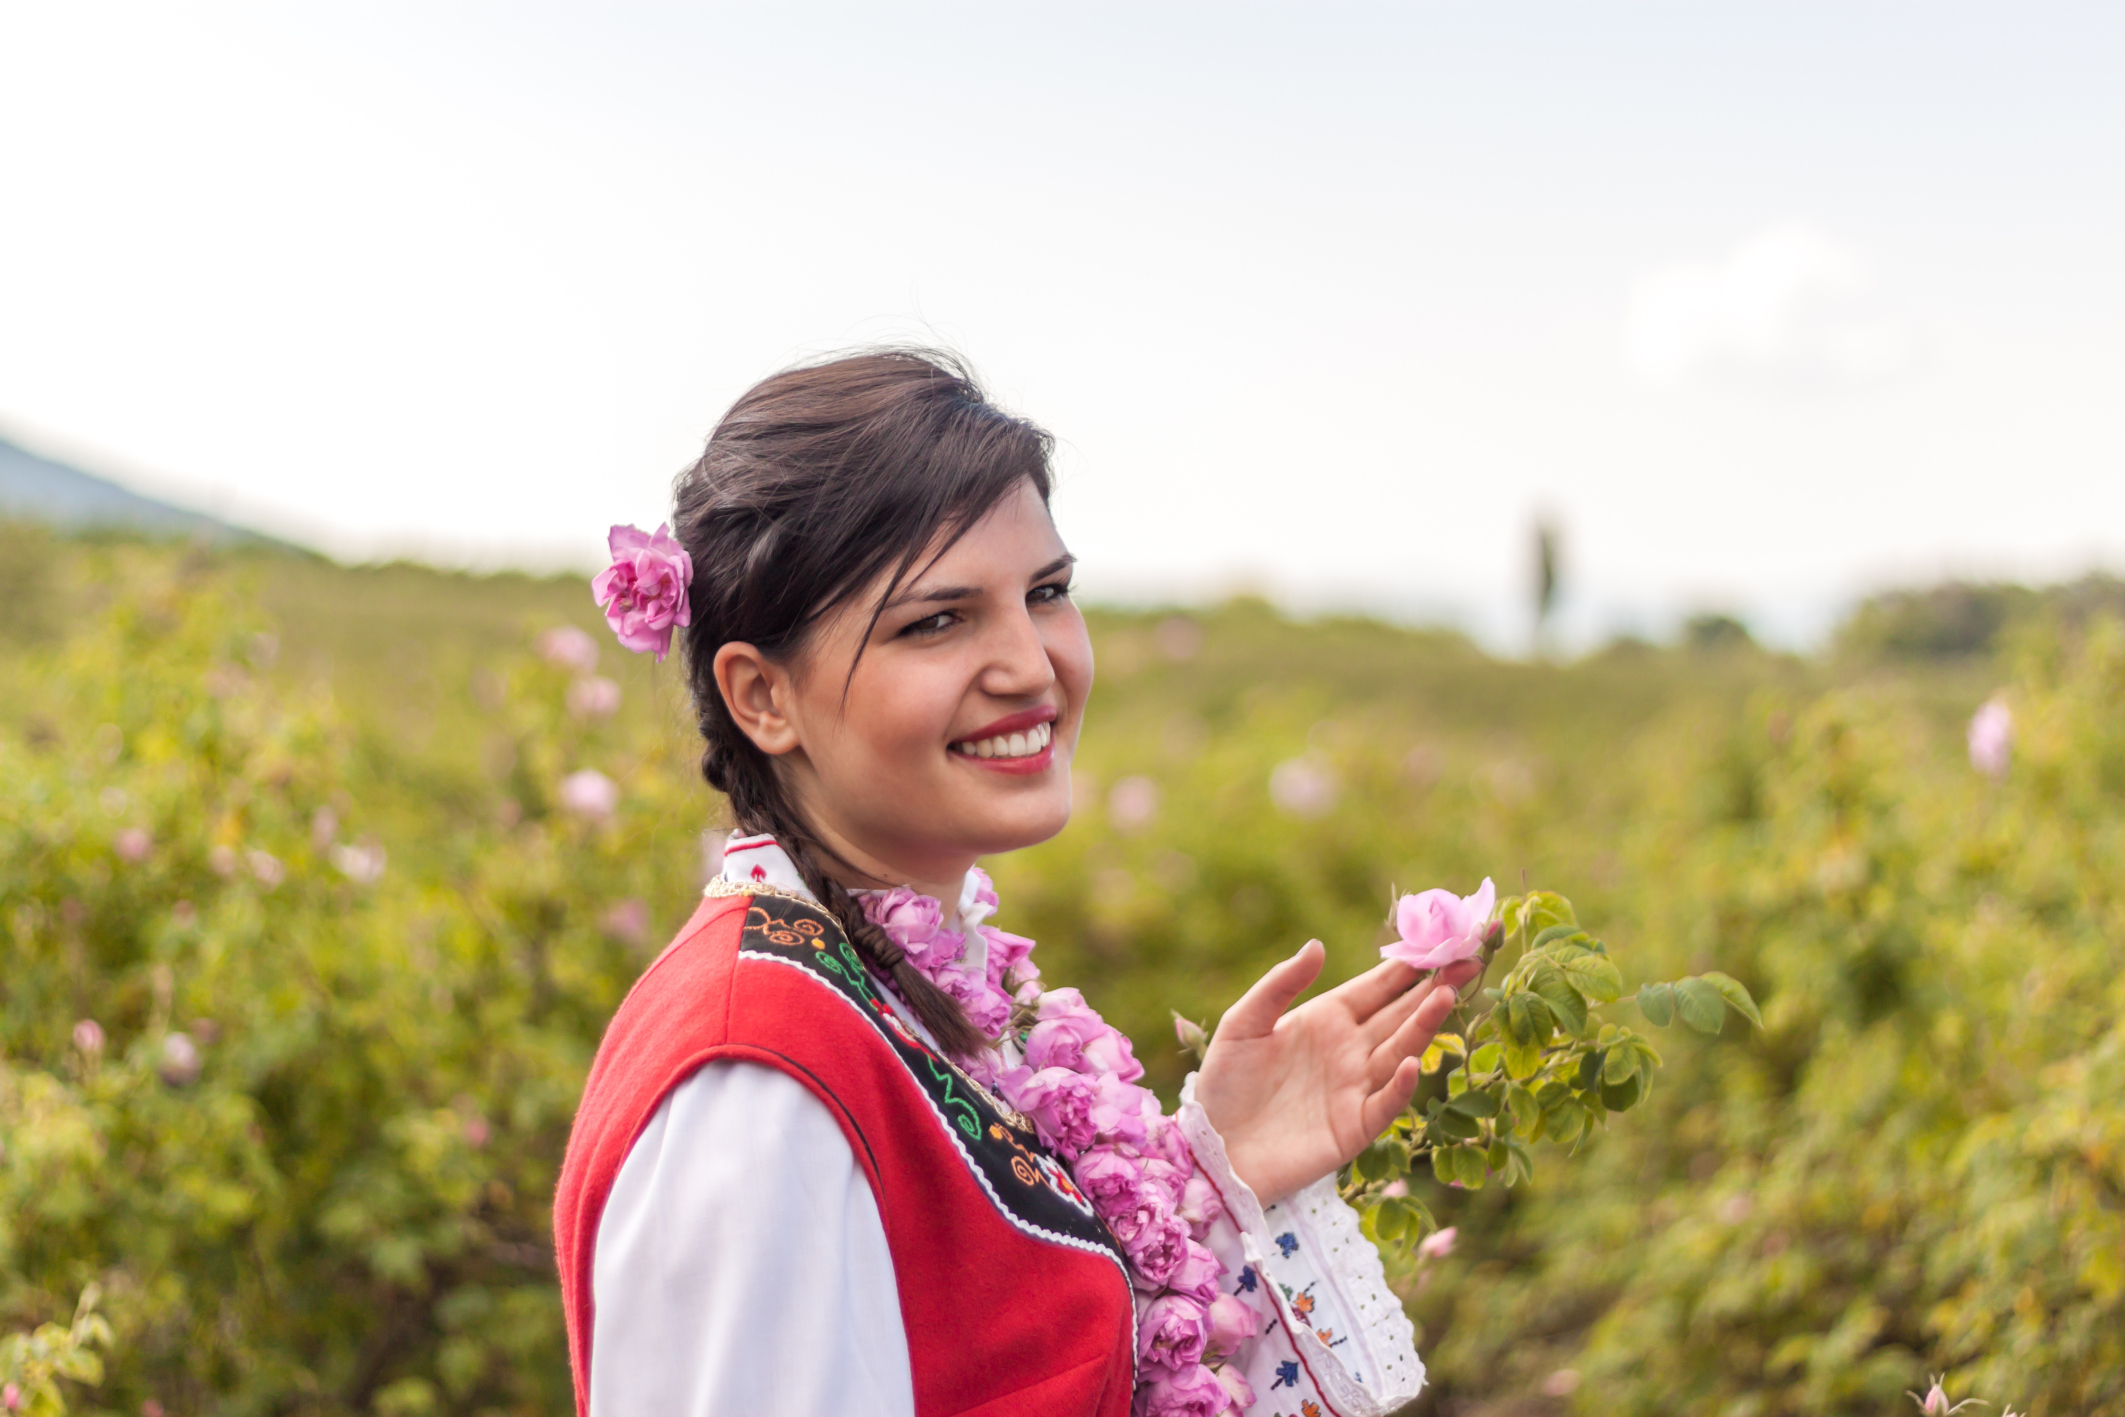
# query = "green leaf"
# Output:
<box><xmin>1530</xmin><ymin>923</ymin><xmax>1588</xmax><ymax>950</ymax></box>
<box><xmin>1450</xmin><ymin>1144</ymin><xmax>1488</xmax><ymax>1188</ymax></box>
<box><xmin>1528</xmin><ymin>961</ymin><xmax>1590</xmax><ymax>1035</ymax></box>
<box><xmin>1601</xmin><ymin>1072</ymin><xmax>1644</xmax><ymax>1112</ymax></box>
<box><xmin>1604</xmin><ymin>1046</ymin><xmax>1640</xmax><ymax>1085</ymax></box>
<box><xmin>1636</xmin><ymin>981</ymin><xmax>1675</xmax><ymax>1027</ymax></box>
<box><xmin>1674</xmin><ymin>977</ymin><xmax>1727</xmax><ymax>1034</ymax></box>
<box><xmin>1371</xmin><ymin>1198</ymin><xmax>1410</xmax><ymax>1242</ymax></box>
<box><xmin>1446</xmin><ymin>1087</ymin><xmax>1500</xmax><ymax>1118</ymax></box>
<box><xmin>1432</xmin><ymin>1108</ymin><xmax>1481</xmax><ymax>1142</ymax></box>
<box><xmin>1520</xmin><ymin>891</ymin><xmax>1576</xmax><ymax>934</ymax></box>
<box><xmin>1562</xmin><ymin>952</ymin><xmax>1624</xmax><ymax>1002</ymax></box>
<box><xmin>1503</xmin><ymin>1035</ymin><xmax>1543</xmax><ymax>1081</ymax></box>
<box><xmin>1700</xmin><ymin>971</ymin><xmax>1764</xmax><ymax>1029</ymax></box>
<box><xmin>1506</xmin><ymin>1083</ymin><xmax>1539</xmax><ymax>1132</ymax></box>
<box><xmin>1468</xmin><ymin>1042</ymin><xmax>1502</xmax><ymax>1076</ymax></box>
<box><xmin>1431</xmin><ymin>1146</ymin><xmax>1456</xmax><ymax>1184</ymax></box>
<box><xmin>1576</xmin><ymin>1048</ymin><xmax>1604</xmax><ymax>1091</ymax></box>
<box><xmin>1487</xmin><ymin>1137</ymin><xmax>1510</xmax><ymax>1170</ymax></box>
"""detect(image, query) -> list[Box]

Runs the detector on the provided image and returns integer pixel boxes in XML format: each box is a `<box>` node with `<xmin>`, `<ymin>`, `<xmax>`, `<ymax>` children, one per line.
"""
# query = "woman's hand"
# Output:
<box><xmin>1193</xmin><ymin>941</ymin><xmax>1483</xmax><ymax>1207</ymax></box>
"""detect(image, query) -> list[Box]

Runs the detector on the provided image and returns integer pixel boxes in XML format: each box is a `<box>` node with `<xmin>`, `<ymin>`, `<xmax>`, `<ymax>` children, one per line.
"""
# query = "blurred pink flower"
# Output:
<box><xmin>602</xmin><ymin>898</ymin><xmax>651</xmax><ymax>945</ymax></box>
<box><xmin>1108</xmin><ymin>776</ymin><xmax>1160</xmax><ymax>831</ymax></box>
<box><xmin>143</xmin><ymin>1400</ymin><xmax>166</xmax><ymax>1417</ymax></box>
<box><xmin>209</xmin><ymin>844</ymin><xmax>239</xmax><ymax>878</ymax></box>
<box><xmin>1269</xmin><ymin>757</ymin><xmax>1338</xmax><ymax>817</ymax></box>
<box><xmin>592</xmin><ymin>523</ymin><xmax>693</xmax><ymax>662</ymax></box>
<box><xmin>1968</xmin><ymin>698</ymin><xmax>2012</xmax><ymax>780</ymax></box>
<box><xmin>171</xmin><ymin>900</ymin><xmax>196</xmax><ymax>927</ymax></box>
<box><xmin>246</xmin><ymin>849</ymin><xmax>285</xmax><ymax>889</ymax></box>
<box><xmin>1383</xmin><ymin>878</ymin><xmax>1495</xmax><ymax>970</ymax></box>
<box><xmin>2</xmin><ymin>1382</ymin><xmax>18</xmax><ymax>1410</ymax></box>
<box><xmin>537</xmin><ymin>625</ymin><xmax>601</xmax><ymax>674</ymax></box>
<box><xmin>73</xmin><ymin>1018</ymin><xmax>105</xmax><ymax>1054</ymax></box>
<box><xmin>159</xmin><ymin>1032</ymin><xmax>202</xmax><ymax>1086</ymax></box>
<box><xmin>310</xmin><ymin>806</ymin><xmax>338</xmax><ymax>849</ymax></box>
<box><xmin>567</xmin><ymin>675</ymin><xmax>623</xmax><ymax>719</ymax></box>
<box><xmin>331</xmin><ymin>839</ymin><xmax>387</xmax><ymax>885</ymax></box>
<box><xmin>115</xmin><ymin>827</ymin><xmax>152</xmax><ymax>862</ymax></box>
<box><xmin>560</xmin><ymin>769</ymin><xmax>620</xmax><ymax>821</ymax></box>
<box><xmin>1542</xmin><ymin>1369</ymin><xmax>1582</xmax><ymax>1398</ymax></box>
<box><xmin>1417</xmin><ymin>1225</ymin><xmax>1457</xmax><ymax>1260</ymax></box>
<box><xmin>1213</xmin><ymin>1365</ymin><xmax>1255</xmax><ymax>1409</ymax></box>
<box><xmin>1381</xmin><ymin>1178</ymin><xmax>1409</xmax><ymax>1198</ymax></box>
<box><xmin>463</xmin><ymin>1115</ymin><xmax>491</xmax><ymax>1148</ymax></box>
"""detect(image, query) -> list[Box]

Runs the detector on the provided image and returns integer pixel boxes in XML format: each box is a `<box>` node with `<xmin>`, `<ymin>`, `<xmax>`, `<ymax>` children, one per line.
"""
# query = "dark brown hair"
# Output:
<box><xmin>673</xmin><ymin>348</ymin><xmax>1054</xmax><ymax>1057</ymax></box>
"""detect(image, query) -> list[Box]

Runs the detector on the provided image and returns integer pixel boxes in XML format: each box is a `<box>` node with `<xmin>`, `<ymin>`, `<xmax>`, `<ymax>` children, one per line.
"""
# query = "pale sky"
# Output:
<box><xmin>3</xmin><ymin>2</ymin><xmax>2120</xmax><ymax>648</ymax></box>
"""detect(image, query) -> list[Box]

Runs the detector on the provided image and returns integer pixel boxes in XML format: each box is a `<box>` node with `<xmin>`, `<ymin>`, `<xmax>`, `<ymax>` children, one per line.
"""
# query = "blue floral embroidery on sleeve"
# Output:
<box><xmin>1271</xmin><ymin>1360</ymin><xmax>1301</xmax><ymax>1390</ymax></box>
<box><xmin>1275</xmin><ymin>1231</ymin><xmax>1300</xmax><ymax>1258</ymax></box>
<box><xmin>1235</xmin><ymin>1264</ymin><xmax>1259</xmax><ymax>1293</ymax></box>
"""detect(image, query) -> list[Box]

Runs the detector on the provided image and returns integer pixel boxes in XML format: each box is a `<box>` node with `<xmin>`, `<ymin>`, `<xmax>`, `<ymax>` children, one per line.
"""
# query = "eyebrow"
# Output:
<box><xmin>885</xmin><ymin>554</ymin><xmax>1077</xmax><ymax>610</ymax></box>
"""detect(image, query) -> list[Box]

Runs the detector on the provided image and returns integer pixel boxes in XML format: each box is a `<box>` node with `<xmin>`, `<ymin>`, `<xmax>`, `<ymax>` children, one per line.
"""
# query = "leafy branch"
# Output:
<box><xmin>1343</xmin><ymin>890</ymin><xmax>1760</xmax><ymax>1245</ymax></box>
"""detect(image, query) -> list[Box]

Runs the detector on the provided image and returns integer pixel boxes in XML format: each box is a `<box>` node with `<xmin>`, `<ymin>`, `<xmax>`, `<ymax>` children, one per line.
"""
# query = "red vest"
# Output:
<box><xmin>553</xmin><ymin>891</ymin><xmax>1138</xmax><ymax>1416</ymax></box>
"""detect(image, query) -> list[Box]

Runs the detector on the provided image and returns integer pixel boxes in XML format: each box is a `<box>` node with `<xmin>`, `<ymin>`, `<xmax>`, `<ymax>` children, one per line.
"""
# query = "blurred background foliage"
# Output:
<box><xmin>1</xmin><ymin>526</ymin><xmax>2119</xmax><ymax>1416</ymax></box>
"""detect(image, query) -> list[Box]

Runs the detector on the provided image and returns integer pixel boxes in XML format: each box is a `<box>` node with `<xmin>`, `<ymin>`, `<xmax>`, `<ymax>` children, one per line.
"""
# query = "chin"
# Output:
<box><xmin>966</xmin><ymin>795</ymin><xmax>1073</xmax><ymax>857</ymax></box>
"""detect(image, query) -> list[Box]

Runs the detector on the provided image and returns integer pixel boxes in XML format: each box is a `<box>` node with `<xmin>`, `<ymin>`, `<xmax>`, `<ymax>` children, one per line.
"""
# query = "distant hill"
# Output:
<box><xmin>0</xmin><ymin>432</ymin><xmax>294</xmax><ymax>547</ymax></box>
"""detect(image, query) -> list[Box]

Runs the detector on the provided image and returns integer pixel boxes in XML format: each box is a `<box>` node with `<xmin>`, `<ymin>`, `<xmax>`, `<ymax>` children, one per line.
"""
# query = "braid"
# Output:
<box><xmin>708</xmin><ymin>718</ymin><xmax>988</xmax><ymax>1060</ymax></box>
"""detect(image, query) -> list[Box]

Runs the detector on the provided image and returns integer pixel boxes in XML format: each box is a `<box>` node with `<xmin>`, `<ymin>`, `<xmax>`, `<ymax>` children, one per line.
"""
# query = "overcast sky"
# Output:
<box><xmin>3</xmin><ymin>2</ymin><xmax>2120</xmax><ymax>648</ymax></box>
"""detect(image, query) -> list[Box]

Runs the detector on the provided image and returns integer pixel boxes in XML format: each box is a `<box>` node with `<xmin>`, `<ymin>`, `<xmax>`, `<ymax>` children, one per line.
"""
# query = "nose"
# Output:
<box><xmin>979</xmin><ymin>600</ymin><xmax>1056</xmax><ymax>701</ymax></box>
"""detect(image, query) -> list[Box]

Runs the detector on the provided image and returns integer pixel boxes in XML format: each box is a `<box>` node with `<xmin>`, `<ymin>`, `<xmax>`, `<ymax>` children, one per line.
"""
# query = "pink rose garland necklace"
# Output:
<box><xmin>857</xmin><ymin>877</ymin><xmax>1262</xmax><ymax>1416</ymax></box>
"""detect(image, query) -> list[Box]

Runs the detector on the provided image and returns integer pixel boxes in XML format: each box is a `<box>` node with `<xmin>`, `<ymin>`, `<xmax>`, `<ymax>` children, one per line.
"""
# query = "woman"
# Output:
<box><xmin>553</xmin><ymin>351</ymin><xmax>1480</xmax><ymax>1416</ymax></box>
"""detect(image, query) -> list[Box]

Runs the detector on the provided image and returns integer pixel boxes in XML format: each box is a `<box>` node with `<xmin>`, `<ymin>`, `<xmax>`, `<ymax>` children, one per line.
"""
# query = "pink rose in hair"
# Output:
<box><xmin>1135</xmin><ymin>1363</ymin><xmax>1233</xmax><ymax>1417</ymax></box>
<box><xmin>1177</xmin><ymin>1169</ymin><xmax>1225</xmax><ymax>1238</ymax></box>
<box><xmin>1137</xmin><ymin>1293</ymin><xmax>1212</xmax><ymax>1375</ymax></box>
<box><xmin>998</xmin><ymin>1065</ymin><xmax>1101</xmax><ymax>1158</ymax></box>
<box><xmin>591</xmin><ymin>523</ymin><xmax>693</xmax><ymax>662</ymax></box>
<box><xmin>1204</xmin><ymin>1294</ymin><xmax>1261</xmax><ymax>1357</ymax></box>
<box><xmin>1382</xmin><ymin>877</ymin><xmax>1496</xmax><ymax>970</ymax></box>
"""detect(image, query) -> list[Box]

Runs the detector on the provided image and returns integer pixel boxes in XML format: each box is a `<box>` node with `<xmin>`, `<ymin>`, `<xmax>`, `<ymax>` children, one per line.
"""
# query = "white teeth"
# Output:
<box><xmin>953</xmin><ymin>721</ymin><xmax>1053</xmax><ymax>759</ymax></box>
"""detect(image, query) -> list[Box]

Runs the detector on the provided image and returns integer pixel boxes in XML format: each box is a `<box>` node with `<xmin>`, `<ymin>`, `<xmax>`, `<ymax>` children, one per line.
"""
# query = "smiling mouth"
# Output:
<box><xmin>951</xmin><ymin>720</ymin><xmax>1054</xmax><ymax>761</ymax></box>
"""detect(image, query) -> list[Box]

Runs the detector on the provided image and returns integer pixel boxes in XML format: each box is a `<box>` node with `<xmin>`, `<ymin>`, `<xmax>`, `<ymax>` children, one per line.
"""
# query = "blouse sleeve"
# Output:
<box><xmin>589</xmin><ymin>1061</ymin><xmax>916</xmax><ymax>1417</ymax></box>
<box><xmin>1175</xmin><ymin>1075</ymin><xmax>1427</xmax><ymax>1416</ymax></box>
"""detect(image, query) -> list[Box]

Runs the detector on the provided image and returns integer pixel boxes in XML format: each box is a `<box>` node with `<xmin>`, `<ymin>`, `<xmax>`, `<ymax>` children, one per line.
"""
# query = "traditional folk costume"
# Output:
<box><xmin>554</xmin><ymin>836</ymin><xmax>1427</xmax><ymax>1416</ymax></box>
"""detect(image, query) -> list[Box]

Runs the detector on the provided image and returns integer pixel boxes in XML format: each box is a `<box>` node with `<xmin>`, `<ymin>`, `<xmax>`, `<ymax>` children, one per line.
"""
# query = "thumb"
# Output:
<box><xmin>1218</xmin><ymin>940</ymin><xmax>1325</xmax><ymax>1041</ymax></box>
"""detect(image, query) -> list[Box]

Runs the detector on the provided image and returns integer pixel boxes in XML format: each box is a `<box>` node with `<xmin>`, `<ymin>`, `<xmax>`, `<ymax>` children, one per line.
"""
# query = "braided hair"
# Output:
<box><xmin>673</xmin><ymin>348</ymin><xmax>1055</xmax><ymax>1059</ymax></box>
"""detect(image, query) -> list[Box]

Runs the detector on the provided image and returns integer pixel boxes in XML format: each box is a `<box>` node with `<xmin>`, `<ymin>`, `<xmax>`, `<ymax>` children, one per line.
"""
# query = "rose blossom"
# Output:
<box><xmin>115</xmin><ymin>827</ymin><xmax>151</xmax><ymax>862</ymax></box>
<box><xmin>1212</xmin><ymin>1366</ymin><xmax>1254</xmax><ymax>1409</ymax></box>
<box><xmin>1176</xmin><ymin>1170</ymin><xmax>1225</xmax><ymax>1237</ymax></box>
<box><xmin>1968</xmin><ymin>699</ymin><xmax>2011</xmax><ymax>780</ymax></box>
<box><xmin>537</xmin><ymin>625</ymin><xmax>600</xmax><ymax>674</ymax></box>
<box><xmin>1417</xmin><ymin>1225</ymin><xmax>1457</xmax><ymax>1260</ymax></box>
<box><xmin>1088</xmin><ymin>1072</ymin><xmax>1158</xmax><ymax>1146</ymax></box>
<box><xmin>1134</xmin><ymin>1363</ymin><xmax>1232</xmax><ymax>1417</ymax></box>
<box><xmin>979</xmin><ymin>924</ymin><xmax>1035</xmax><ymax>983</ymax></box>
<box><xmin>1164</xmin><ymin>1240</ymin><xmax>1224</xmax><ymax>1306</ymax></box>
<box><xmin>1204</xmin><ymin>1294</ymin><xmax>1261</xmax><ymax>1357</ymax></box>
<box><xmin>559</xmin><ymin>769</ymin><xmax>620</xmax><ymax>822</ymax></box>
<box><xmin>1137</xmin><ymin>1293</ymin><xmax>1212</xmax><ymax>1375</ymax></box>
<box><xmin>1121</xmin><ymin>1211</ymin><xmax>1193</xmax><ymax>1290</ymax></box>
<box><xmin>591</xmin><ymin>523</ymin><xmax>693</xmax><ymax>662</ymax></box>
<box><xmin>936</xmin><ymin>967</ymin><xmax>1012</xmax><ymax>1039</ymax></box>
<box><xmin>1382</xmin><ymin>877</ymin><xmax>1496</xmax><ymax>970</ymax></box>
<box><xmin>73</xmin><ymin>1019</ymin><xmax>105</xmax><ymax>1055</ymax></box>
<box><xmin>1074</xmin><ymin>1145</ymin><xmax>1151</xmax><ymax>1216</ymax></box>
<box><xmin>998</xmin><ymin>1066</ymin><xmax>1102</xmax><ymax>1158</ymax></box>
<box><xmin>566</xmin><ymin>675</ymin><xmax>622</xmax><ymax>719</ymax></box>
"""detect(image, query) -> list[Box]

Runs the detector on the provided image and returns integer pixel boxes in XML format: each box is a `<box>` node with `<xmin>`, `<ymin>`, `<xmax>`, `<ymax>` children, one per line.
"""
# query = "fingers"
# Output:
<box><xmin>1331</xmin><ymin>956</ymin><xmax>1424</xmax><ymax>1019</ymax></box>
<box><xmin>1360</xmin><ymin>1056</ymin><xmax>1424</xmax><ymax>1139</ymax></box>
<box><xmin>1367</xmin><ymin>985</ymin><xmax>1461</xmax><ymax>1089</ymax></box>
<box><xmin>1218</xmin><ymin>939</ymin><xmax>1326</xmax><ymax>1041</ymax></box>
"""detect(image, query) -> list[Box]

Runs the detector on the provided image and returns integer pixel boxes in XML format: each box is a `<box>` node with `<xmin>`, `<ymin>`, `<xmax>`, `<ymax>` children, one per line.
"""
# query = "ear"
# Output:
<box><xmin>713</xmin><ymin>642</ymin><xmax>802</xmax><ymax>756</ymax></box>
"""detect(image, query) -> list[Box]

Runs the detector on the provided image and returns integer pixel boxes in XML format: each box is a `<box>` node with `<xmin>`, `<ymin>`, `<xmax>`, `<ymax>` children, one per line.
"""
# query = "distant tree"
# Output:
<box><xmin>1682</xmin><ymin>613</ymin><xmax>1754</xmax><ymax>652</ymax></box>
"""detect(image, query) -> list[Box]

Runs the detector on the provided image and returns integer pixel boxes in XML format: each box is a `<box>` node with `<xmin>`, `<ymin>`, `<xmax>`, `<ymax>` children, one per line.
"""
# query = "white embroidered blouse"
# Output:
<box><xmin>588</xmin><ymin>841</ymin><xmax>1426</xmax><ymax>1416</ymax></box>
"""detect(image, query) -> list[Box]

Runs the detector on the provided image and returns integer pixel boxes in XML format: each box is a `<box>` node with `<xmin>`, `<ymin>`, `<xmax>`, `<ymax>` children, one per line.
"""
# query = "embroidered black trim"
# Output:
<box><xmin>736</xmin><ymin>898</ymin><xmax>1129</xmax><ymax>1271</ymax></box>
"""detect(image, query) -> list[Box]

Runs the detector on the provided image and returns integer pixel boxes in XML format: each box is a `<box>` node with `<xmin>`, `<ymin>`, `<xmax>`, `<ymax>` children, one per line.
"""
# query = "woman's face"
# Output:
<box><xmin>761</xmin><ymin>479</ymin><xmax>1093</xmax><ymax>893</ymax></box>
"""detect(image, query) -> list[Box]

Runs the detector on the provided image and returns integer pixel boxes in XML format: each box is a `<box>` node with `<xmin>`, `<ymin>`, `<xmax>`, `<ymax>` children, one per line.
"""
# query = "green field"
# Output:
<box><xmin>3</xmin><ymin>525</ymin><xmax>2120</xmax><ymax>1415</ymax></box>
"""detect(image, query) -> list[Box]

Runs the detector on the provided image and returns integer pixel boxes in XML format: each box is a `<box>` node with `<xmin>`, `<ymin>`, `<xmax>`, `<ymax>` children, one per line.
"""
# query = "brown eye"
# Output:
<box><xmin>900</xmin><ymin>611</ymin><xmax>957</xmax><ymax>638</ymax></box>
